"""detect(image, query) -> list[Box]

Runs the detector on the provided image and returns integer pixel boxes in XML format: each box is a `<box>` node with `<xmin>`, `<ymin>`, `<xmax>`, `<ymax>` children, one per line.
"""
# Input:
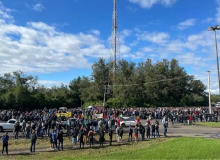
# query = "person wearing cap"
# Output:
<box><xmin>30</xmin><ymin>130</ymin><xmax>37</xmax><ymax>152</ymax></box>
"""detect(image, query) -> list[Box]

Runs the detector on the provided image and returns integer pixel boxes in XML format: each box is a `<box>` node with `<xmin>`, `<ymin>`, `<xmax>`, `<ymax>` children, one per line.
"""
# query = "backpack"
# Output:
<box><xmin>31</xmin><ymin>123</ymin><xmax>36</xmax><ymax>130</ymax></box>
<box><xmin>117</xmin><ymin>127</ymin><xmax>121</xmax><ymax>136</ymax></box>
<box><xmin>134</xmin><ymin>128</ymin><xmax>138</xmax><ymax>134</ymax></box>
<box><xmin>2</xmin><ymin>135</ymin><xmax>7</xmax><ymax>143</ymax></box>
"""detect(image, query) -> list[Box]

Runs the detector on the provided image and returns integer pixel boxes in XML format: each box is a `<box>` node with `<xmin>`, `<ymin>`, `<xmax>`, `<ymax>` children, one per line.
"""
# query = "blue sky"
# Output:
<box><xmin>0</xmin><ymin>0</ymin><xmax>220</xmax><ymax>93</ymax></box>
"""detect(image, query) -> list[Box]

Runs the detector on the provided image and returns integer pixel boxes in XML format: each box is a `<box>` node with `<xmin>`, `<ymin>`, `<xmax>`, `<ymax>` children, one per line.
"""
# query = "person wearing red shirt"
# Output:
<box><xmin>189</xmin><ymin>115</ymin><xmax>193</xmax><ymax>125</ymax></box>
<box><xmin>147</xmin><ymin>119</ymin><xmax>151</xmax><ymax>125</ymax></box>
<box><xmin>136</xmin><ymin>116</ymin><xmax>140</xmax><ymax>124</ymax></box>
<box><xmin>117</xmin><ymin>118</ymin><xmax>120</xmax><ymax>127</ymax></box>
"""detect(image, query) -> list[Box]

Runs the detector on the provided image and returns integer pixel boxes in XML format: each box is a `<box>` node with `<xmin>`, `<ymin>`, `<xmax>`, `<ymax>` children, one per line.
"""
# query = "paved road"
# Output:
<box><xmin>0</xmin><ymin>119</ymin><xmax>219</xmax><ymax>139</ymax></box>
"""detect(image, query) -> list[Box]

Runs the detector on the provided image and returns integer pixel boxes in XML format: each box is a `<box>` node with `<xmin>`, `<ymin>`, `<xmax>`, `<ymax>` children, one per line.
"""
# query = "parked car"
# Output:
<box><xmin>120</xmin><ymin>117</ymin><xmax>136</xmax><ymax>127</ymax></box>
<box><xmin>0</xmin><ymin>119</ymin><xmax>22</xmax><ymax>132</ymax></box>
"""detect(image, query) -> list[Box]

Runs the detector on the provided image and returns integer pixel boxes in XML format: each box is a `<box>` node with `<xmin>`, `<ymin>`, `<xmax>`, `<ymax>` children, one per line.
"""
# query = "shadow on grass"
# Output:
<box><xmin>8</xmin><ymin>152</ymin><xmax>33</xmax><ymax>156</ymax></box>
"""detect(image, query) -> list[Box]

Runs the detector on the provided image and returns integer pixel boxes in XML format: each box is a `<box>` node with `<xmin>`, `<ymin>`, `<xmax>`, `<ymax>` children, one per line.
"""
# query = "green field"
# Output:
<box><xmin>197</xmin><ymin>122</ymin><xmax>220</xmax><ymax>128</ymax></box>
<box><xmin>5</xmin><ymin>137</ymin><xmax>220</xmax><ymax>160</ymax></box>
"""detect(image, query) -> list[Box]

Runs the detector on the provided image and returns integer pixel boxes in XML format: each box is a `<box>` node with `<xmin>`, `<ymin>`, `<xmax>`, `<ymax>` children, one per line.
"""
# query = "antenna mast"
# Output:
<box><xmin>109</xmin><ymin>0</ymin><xmax>120</xmax><ymax>96</ymax></box>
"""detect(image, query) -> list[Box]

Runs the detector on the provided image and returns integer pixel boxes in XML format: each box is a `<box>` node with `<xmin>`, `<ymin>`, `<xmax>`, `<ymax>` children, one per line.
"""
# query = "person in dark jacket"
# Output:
<box><xmin>151</xmin><ymin>124</ymin><xmax>155</xmax><ymax>138</ymax></box>
<box><xmin>57</xmin><ymin>129</ymin><xmax>64</xmax><ymax>151</ymax></box>
<box><xmin>30</xmin><ymin>130</ymin><xmax>37</xmax><ymax>152</ymax></box>
<box><xmin>146</xmin><ymin>123</ymin><xmax>150</xmax><ymax>139</ymax></box>
<box><xmin>139</xmin><ymin>125</ymin><xmax>145</xmax><ymax>141</ymax></box>
<box><xmin>128</xmin><ymin>125</ymin><xmax>133</xmax><ymax>142</ymax></box>
<box><xmin>88</xmin><ymin>128</ymin><xmax>94</xmax><ymax>147</ymax></box>
<box><xmin>79</xmin><ymin>126</ymin><xmax>84</xmax><ymax>149</ymax></box>
<box><xmin>99</xmin><ymin>125</ymin><xmax>105</xmax><ymax>147</ymax></box>
<box><xmin>109</xmin><ymin>127</ymin><xmax>113</xmax><ymax>145</ymax></box>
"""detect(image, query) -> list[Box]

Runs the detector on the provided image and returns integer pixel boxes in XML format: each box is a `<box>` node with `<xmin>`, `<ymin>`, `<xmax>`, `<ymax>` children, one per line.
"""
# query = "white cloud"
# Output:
<box><xmin>216</xmin><ymin>0</ymin><xmax>220</xmax><ymax>23</ymax></box>
<box><xmin>32</xmin><ymin>3</ymin><xmax>44</xmax><ymax>12</ymax></box>
<box><xmin>128</xmin><ymin>0</ymin><xmax>177</xmax><ymax>8</ymax></box>
<box><xmin>141</xmin><ymin>47</ymin><xmax>153</xmax><ymax>52</ymax></box>
<box><xmin>0</xmin><ymin>1</ymin><xmax>14</xmax><ymax>23</ymax></box>
<box><xmin>0</xmin><ymin>2</ymin><xmax>117</xmax><ymax>74</ymax></box>
<box><xmin>90</xmin><ymin>29</ymin><xmax>100</xmax><ymax>36</ymax></box>
<box><xmin>177</xmin><ymin>19</ymin><xmax>196</xmax><ymax>30</ymax></box>
<box><xmin>137</xmin><ymin>32</ymin><xmax>170</xmax><ymax>44</ymax></box>
<box><xmin>202</xmin><ymin>17</ymin><xmax>214</xmax><ymax>23</ymax></box>
<box><xmin>38</xmin><ymin>80</ymin><xmax>68</xmax><ymax>87</ymax></box>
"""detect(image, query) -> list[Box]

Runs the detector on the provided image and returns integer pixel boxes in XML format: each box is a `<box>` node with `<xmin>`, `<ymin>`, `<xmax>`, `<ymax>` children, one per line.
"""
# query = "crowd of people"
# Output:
<box><xmin>0</xmin><ymin>106</ymin><xmax>219</xmax><ymax>155</ymax></box>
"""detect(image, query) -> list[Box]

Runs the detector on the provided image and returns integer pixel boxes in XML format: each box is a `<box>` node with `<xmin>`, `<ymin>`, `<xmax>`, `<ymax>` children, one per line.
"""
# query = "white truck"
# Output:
<box><xmin>0</xmin><ymin>119</ymin><xmax>22</xmax><ymax>132</ymax></box>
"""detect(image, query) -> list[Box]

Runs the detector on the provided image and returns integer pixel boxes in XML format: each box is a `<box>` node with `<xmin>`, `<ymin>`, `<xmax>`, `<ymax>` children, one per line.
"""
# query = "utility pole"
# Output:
<box><xmin>207</xmin><ymin>71</ymin><xmax>211</xmax><ymax>114</ymax></box>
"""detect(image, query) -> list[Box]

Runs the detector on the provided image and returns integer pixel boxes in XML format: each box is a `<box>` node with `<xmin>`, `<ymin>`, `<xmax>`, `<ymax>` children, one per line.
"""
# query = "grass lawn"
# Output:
<box><xmin>197</xmin><ymin>122</ymin><xmax>220</xmax><ymax>128</ymax></box>
<box><xmin>5</xmin><ymin>137</ymin><xmax>220</xmax><ymax>160</ymax></box>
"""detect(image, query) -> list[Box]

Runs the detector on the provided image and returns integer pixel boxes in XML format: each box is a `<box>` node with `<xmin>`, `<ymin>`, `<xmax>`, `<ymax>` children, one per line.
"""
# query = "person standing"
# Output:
<box><xmin>66</xmin><ymin>118</ymin><xmax>71</xmax><ymax>138</ymax></box>
<box><xmin>151</xmin><ymin>123</ymin><xmax>155</xmax><ymax>138</ymax></box>
<box><xmin>119</xmin><ymin>126</ymin><xmax>124</xmax><ymax>142</ymax></box>
<box><xmin>79</xmin><ymin>126</ymin><xmax>85</xmax><ymax>149</ymax></box>
<box><xmin>164</xmin><ymin>121</ymin><xmax>168</xmax><ymax>137</ymax></box>
<box><xmin>109</xmin><ymin>127</ymin><xmax>113</xmax><ymax>145</ymax></box>
<box><xmin>99</xmin><ymin>125</ymin><xmax>105</xmax><ymax>147</ymax></box>
<box><xmin>21</xmin><ymin>120</ymin><xmax>26</xmax><ymax>134</ymax></box>
<box><xmin>51</xmin><ymin>130</ymin><xmax>58</xmax><ymax>151</ymax></box>
<box><xmin>128</xmin><ymin>125</ymin><xmax>133</xmax><ymax>142</ymax></box>
<box><xmin>26</xmin><ymin>122</ymin><xmax>31</xmax><ymax>139</ymax></box>
<box><xmin>1</xmin><ymin>132</ymin><xmax>9</xmax><ymax>155</ymax></box>
<box><xmin>146</xmin><ymin>123</ymin><xmax>150</xmax><ymax>139</ymax></box>
<box><xmin>14</xmin><ymin>121</ymin><xmax>20</xmax><ymax>139</ymax></box>
<box><xmin>139</xmin><ymin>125</ymin><xmax>145</xmax><ymax>141</ymax></box>
<box><xmin>88</xmin><ymin>128</ymin><xmax>94</xmax><ymax>147</ymax></box>
<box><xmin>134</xmin><ymin>125</ymin><xmax>139</xmax><ymax>142</ymax></box>
<box><xmin>30</xmin><ymin>130</ymin><xmax>37</xmax><ymax>152</ymax></box>
<box><xmin>155</xmin><ymin>121</ymin><xmax>160</xmax><ymax>138</ymax></box>
<box><xmin>116</xmin><ymin>125</ymin><xmax>121</xmax><ymax>144</ymax></box>
<box><xmin>72</xmin><ymin>127</ymin><xmax>78</xmax><ymax>149</ymax></box>
<box><xmin>57</xmin><ymin>129</ymin><xmax>64</xmax><ymax>151</ymax></box>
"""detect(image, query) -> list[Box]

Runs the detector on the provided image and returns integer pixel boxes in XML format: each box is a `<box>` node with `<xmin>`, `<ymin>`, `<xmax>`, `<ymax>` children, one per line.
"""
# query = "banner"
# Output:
<box><xmin>56</xmin><ymin>112</ymin><xmax>71</xmax><ymax>117</ymax></box>
<box><xmin>95</xmin><ymin>113</ymin><xmax>103</xmax><ymax>119</ymax></box>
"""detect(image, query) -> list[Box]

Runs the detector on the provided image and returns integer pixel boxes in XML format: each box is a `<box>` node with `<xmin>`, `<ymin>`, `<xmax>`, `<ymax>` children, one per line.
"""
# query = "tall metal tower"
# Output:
<box><xmin>109</xmin><ymin>0</ymin><xmax>120</xmax><ymax>96</ymax></box>
<box><xmin>111</xmin><ymin>0</ymin><xmax>120</xmax><ymax>74</ymax></box>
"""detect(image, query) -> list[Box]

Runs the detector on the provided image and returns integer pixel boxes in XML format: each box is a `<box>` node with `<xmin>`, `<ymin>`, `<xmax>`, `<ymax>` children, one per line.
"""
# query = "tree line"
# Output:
<box><xmin>0</xmin><ymin>58</ymin><xmax>208</xmax><ymax>110</ymax></box>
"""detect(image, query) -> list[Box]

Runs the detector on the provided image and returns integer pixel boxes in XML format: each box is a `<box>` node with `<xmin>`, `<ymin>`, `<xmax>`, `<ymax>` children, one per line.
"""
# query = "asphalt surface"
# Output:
<box><xmin>0</xmin><ymin>119</ymin><xmax>219</xmax><ymax>139</ymax></box>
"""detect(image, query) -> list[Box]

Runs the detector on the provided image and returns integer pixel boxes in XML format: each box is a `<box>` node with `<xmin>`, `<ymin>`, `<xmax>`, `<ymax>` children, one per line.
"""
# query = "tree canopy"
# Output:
<box><xmin>0</xmin><ymin>59</ymin><xmax>208</xmax><ymax>110</ymax></box>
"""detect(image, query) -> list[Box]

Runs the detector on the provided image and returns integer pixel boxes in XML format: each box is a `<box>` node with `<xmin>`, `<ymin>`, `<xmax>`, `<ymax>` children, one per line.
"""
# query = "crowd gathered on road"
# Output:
<box><xmin>0</xmin><ymin>106</ymin><xmax>219</xmax><ymax>155</ymax></box>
